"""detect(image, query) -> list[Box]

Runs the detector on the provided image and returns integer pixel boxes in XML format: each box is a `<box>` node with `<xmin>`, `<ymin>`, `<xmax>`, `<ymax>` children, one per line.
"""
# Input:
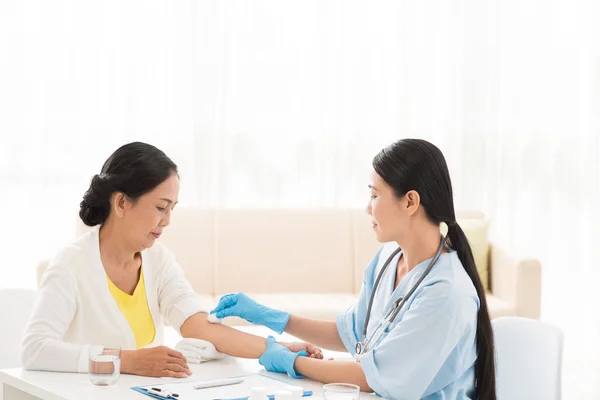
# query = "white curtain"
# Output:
<box><xmin>1</xmin><ymin>2</ymin><xmax>599</xmax><ymax>389</ymax></box>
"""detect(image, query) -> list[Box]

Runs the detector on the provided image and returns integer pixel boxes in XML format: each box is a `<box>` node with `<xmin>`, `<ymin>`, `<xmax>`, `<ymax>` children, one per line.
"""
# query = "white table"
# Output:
<box><xmin>0</xmin><ymin>326</ymin><xmax>377</xmax><ymax>400</ymax></box>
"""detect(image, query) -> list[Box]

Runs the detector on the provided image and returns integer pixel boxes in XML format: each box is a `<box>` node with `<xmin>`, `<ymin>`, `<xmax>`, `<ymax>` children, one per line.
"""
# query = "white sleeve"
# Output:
<box><xmin>156</xmin><ymin>245</ymin><xmax>208</xmax><ymax>332</ymax></box>
<box><xmin>20</xmin><ymin>263</ymin><xmax>90</xmax><ymax>373</ymax></box>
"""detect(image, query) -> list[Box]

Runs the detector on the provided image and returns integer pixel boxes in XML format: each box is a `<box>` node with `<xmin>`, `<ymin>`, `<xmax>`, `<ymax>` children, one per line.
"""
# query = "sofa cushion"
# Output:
<box><xmin>214</xmin><ymin>210</ymin><xmax>355</xmax><ymax>294</ymax></box>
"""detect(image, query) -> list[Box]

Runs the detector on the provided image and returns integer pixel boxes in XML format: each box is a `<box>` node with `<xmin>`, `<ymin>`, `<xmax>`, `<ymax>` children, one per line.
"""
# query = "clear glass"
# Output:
<box><xmin>323</xmin><ymin>383</ymin><xmax>360</xmax><ymax>400</ymax></box>
<box><xmin>89</xmin><ymin>346</ymin><xmax>121</xmax><ymax>386</ymax></box>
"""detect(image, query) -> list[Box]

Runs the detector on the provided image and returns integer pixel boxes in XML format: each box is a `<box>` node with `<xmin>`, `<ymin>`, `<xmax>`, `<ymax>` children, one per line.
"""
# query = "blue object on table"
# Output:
<box><xmin>131</xmin><ymin>387</ymin><xmax>178</xmax><ymax>399</ymax></box>
<box><xmin>132</xmin><ymin>386</ymin><xmax>312</xmax><ymax>400</ymax></box>
<box><xmin>131</xmin><ymin>374</ymin><xmax>312</xmax><ymax>399</ymax></box>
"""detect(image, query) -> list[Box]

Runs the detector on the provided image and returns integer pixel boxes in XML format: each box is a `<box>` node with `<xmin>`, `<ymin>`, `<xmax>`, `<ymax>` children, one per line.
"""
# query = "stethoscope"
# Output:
<box><xmin>354</xmin><ymin>234</ymin><xmax>447</xmax><ymax>361</ymax></box>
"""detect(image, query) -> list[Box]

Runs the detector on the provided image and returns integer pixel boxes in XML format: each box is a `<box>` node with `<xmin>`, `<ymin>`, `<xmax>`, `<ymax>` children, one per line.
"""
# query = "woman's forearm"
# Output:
<box><xmin>284</xmin><ymin>315</ymin><xmax>346</xmax><ymax>352</ymax></box>
<box><xmin>181</xmin><ymin>313</ymin><xmax>267</xmax><ymax>358</ymax></box>
<box><xmin>294</xmin><ymin>357</ymin><xmax>372</xmax><ymax>392</ymax></box>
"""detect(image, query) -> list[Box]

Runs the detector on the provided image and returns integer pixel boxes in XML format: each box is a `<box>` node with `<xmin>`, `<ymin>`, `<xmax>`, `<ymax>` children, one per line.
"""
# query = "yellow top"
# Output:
<box><xmin>107</xmin><ymin>268</ymin><xmax>156</xmax><ymax>349</ymax></box>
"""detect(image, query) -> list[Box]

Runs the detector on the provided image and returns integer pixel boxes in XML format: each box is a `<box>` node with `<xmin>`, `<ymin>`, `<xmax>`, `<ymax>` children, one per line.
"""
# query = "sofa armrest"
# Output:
<box><xmin>489</xmin><ymin>242</ymin><xmax>542</xmax><ymax>319</ymax></box>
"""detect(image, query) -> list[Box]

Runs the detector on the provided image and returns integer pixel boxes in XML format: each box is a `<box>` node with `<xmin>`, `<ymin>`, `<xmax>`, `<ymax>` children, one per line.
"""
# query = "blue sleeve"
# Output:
<box><xmin>358</xmin><ymin>280</ymin><xmax>477</xmax><ymax>400</ymax></box>
<box><xmin>335</xmin><ymin>247</ymin><xmax>383</xmax><ymax>355</ymax></box>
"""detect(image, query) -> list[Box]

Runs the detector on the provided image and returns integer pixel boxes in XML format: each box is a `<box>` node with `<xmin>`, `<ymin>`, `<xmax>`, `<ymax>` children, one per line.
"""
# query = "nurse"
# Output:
<box><xmin>212</xmin><ymin>139</ymin><xmax>497</xmax><ymax>400</ymax></box>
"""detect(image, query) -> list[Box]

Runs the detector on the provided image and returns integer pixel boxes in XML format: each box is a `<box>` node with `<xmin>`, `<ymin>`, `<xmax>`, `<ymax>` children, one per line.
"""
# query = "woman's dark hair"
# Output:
<box><xmin>79</xmin><ymin>142</ymin><xmax>178</xmax><ymax>226</ymax></box>
<box><xmin>373</xmin><ymin>138</ymin><xmax>496</xmax><ymax>400</ymax></box>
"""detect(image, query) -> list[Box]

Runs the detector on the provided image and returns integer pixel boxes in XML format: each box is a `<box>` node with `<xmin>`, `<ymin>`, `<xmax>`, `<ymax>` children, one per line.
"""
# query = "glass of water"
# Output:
<box><xmin>89</xmin><ymin>346</ymin><xmax>121</xmax><ymax>386</ymax></box>
<box><xmin>323</xmin><ymin>383</ymin><xmax>360</xmax><ymax>399</ymax></box>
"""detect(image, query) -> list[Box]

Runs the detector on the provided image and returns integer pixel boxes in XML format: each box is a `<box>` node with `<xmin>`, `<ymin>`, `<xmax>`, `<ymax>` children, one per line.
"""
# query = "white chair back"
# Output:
<box><xmin>0</xmin><ymin>288</ymin><xmax>36</xmax><ymax>369</ymax></box>
<box><xmin>493</xmin><ymin>316</ymin><xmax>563</xmax><ymax>400</ymax></box>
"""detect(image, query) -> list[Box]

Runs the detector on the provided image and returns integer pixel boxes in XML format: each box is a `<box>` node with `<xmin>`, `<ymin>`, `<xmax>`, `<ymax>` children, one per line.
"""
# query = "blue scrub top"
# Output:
<box><xmin>336</xmin><ymin>243</ymin><xmax>480</xmax><ymax>400</ymax></box>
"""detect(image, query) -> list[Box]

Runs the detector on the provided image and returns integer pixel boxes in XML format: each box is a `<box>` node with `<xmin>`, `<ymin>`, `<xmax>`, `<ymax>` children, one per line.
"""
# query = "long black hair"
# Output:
<box><xmin>79</xmin><ymin>142</ymin><xmax>178</xmax><ymax>226</ymax></box>
<box><xmin>373</xmin><ymin>138</ymin><xmax>496</xmax><ymax>400</ymax></box>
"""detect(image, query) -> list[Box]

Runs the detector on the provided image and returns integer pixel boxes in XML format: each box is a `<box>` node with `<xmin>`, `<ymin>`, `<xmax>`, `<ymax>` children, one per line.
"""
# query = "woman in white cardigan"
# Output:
<box><xmin>21</xmin><ymin>142</ymin><xmax>321</xmax><ymax>378</ymax></box>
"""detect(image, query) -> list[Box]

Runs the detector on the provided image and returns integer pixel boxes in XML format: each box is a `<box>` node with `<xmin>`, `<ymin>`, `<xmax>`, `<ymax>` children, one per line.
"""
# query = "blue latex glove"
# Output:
<box><xmin>259</xmin><ymin>336</ymin><xmax>306</xmax><ymax>379</ymax></box>
<box><xmin>210</xmin><ymin>293</ymin><xmax>291</xmax><ymax>334</ymax></box>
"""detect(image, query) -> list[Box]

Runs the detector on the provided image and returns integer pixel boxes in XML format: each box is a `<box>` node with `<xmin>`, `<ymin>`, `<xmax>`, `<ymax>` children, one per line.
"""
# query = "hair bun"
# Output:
<box><xmin>79</xmin><ymin>174</ymin><xmax>113</xmax><ymax>226</ymax></box>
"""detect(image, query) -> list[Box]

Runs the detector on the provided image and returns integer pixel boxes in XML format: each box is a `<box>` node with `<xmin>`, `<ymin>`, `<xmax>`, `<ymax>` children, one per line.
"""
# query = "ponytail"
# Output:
<box><xmin>447</xmin><ymin>222</ymin><xmax>497</xmax><ymax>400</ymax></box>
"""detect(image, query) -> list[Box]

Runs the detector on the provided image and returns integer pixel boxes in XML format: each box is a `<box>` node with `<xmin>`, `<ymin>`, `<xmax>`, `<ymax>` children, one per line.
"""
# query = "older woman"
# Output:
<box><xmin>21</xmin><ymin>142</ymin><xmax>320</xmax><ymax>377</ymax></box>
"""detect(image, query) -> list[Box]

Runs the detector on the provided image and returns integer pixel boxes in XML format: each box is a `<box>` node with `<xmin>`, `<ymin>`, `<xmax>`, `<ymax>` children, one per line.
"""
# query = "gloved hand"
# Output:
<box><xmin>210</xmin><ymin>293</ymin><xmax>291</xmax><ymax>334</ymax></box>
<box><xmin>259</xmin><ymin>336</ymin><xmax>306</xmax><ymax>378</ymax></box>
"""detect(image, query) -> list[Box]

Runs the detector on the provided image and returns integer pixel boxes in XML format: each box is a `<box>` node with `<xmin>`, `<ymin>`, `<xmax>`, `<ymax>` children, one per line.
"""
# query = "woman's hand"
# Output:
<box><xmin>280</xmin><ymin>341</ymin><xmax>324</xmax><ymax>359</ymax></box>
<box><xmin>121</xmin><ymin>346</ymin><xmax>192</xmax><ymax>378</ymax></box>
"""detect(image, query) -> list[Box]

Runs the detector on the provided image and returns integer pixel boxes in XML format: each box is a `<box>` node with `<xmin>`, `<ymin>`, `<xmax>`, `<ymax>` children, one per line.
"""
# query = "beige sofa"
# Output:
<box><xmin>37</xmin><ymin>208</ymin><xmax>541</xmax><ymax>324</ymax></box>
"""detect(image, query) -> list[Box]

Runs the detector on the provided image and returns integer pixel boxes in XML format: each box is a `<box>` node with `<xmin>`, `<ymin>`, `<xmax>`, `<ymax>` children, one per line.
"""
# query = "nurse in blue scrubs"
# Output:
<box><xmin>211</xmin><ymin>139</ymin><xmax>497</xmax><ymax>400</ymax></box>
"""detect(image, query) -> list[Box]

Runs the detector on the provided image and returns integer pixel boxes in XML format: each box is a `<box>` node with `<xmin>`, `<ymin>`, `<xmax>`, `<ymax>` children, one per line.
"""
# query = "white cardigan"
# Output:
<box><xmin>21</xmin><ymin>228</ymin><xmax>207</xmax><ymax>373</ymax></box>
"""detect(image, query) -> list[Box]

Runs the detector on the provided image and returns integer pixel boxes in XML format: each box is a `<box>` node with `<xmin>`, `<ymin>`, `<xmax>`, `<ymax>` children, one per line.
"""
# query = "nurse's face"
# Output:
<box><xmin>115</xmin><ymin>173</ymin><xmax>179</xmax><ymax>252</ymax></box>
<box><xmin>366</xmin><ymin>170</ymin><xmax>414</xmax><ymax>243</ymax></box>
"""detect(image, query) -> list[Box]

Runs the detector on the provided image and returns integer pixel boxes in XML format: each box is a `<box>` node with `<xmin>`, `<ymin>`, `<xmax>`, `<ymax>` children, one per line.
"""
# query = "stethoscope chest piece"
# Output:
<box><xmin>354</xmin><ymin>342</ymin><xmax>364</xmax><ymax>361</ymax></box>
<box><xmin>355</xmin><ymin>342</ymin><xmax>363</xmax><ymax>355</ymax></box>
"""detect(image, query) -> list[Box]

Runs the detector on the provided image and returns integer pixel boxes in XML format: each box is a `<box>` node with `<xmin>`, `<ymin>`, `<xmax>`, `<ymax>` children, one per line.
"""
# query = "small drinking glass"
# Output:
<box><xmin>89</xmin><ymin>346</ymin><xmax>121</xmax><ymax>386</ymax></box>
<box><xmin>323</xmin><ymin>383</ymin><xmax>360</xmax><ymax>400</ymax></box>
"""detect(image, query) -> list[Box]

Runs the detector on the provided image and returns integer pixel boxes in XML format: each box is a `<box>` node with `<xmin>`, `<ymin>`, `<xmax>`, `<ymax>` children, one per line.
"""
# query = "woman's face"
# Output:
<box><xmin>119</xmin><ymin>173</ymin><xmax>179</xmax><ymax>251</ymax></box>
<box><xmin>366</xmin><ymin>170</ymin><xmax>412</xmax><ymax>243</ymax></box>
